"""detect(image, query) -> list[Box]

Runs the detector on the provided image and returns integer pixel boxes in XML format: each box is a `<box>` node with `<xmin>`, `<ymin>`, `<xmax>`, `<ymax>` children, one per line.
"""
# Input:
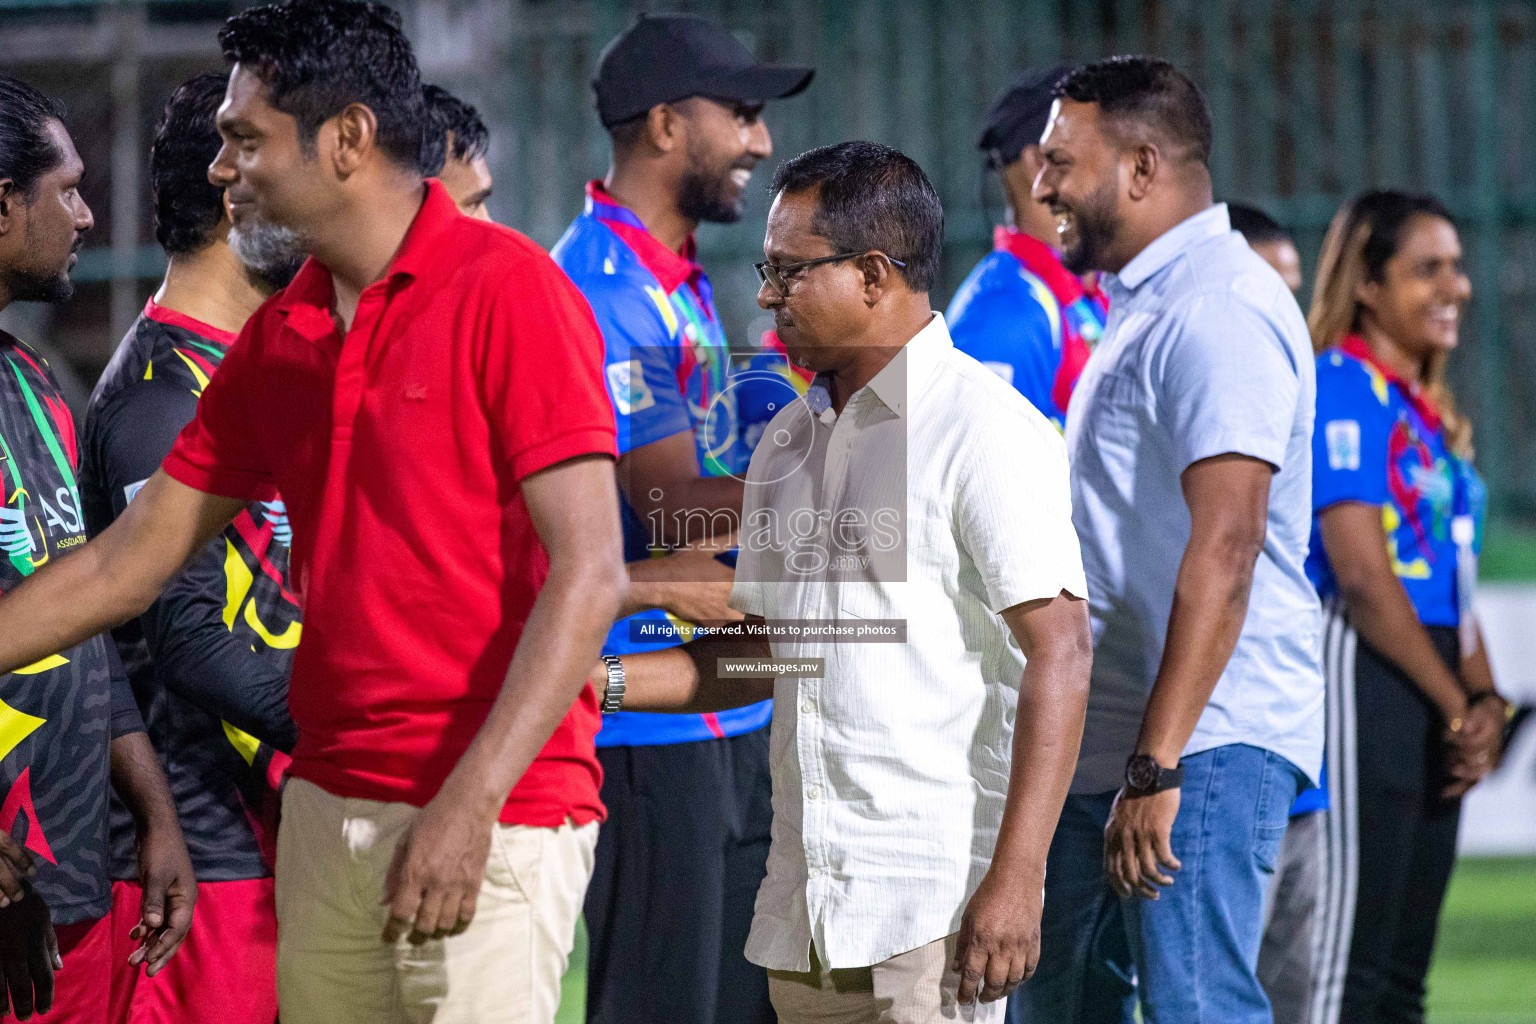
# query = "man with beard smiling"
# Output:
<box><xmin>948</xmin><ymin>66</ymin><xmax>1108</xmax><ymax>429</ymax></box>
<box><xmin>550</xmin><ymin>14</ymin><xmax>810</xmax><ymax>1024</ymax></box>
<box><xmin>80</xmin><ymin>71</ymin><xmax>309</xmax><ymax>1024</ymax></box>
<box><xmin>1009</xmin><ymin>57</ymin><xmax>1322</xmax><ymax>1024</ymax></box>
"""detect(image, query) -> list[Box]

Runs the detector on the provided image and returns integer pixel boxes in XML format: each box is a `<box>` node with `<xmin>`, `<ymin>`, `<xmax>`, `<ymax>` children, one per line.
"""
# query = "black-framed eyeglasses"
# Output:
<box><xmin>754</xmin><ymin>251</ymin><xmax>907</xmax><ymax>295</ymax></box>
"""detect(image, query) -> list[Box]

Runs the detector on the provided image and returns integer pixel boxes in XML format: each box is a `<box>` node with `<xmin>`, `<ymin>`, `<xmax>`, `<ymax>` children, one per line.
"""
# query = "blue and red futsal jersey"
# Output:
<box><xmin>946</xmin><ymin>226</ymin><xmax>1108</xmax><ymax>427</ymax></box>
<box><xmin>0</xmin><ymin>331</ymin><xmax>143</xmax><ymax>926</ymax></box>
<box><xmin>1307</xmin><ymin>335</ymin><xmax>1486</xmax><ymax>628</ymax></box>
<box><xmin>552</xmin><ymin>181</ymin><xmax>771</xmax><ymax>747</ymax></box>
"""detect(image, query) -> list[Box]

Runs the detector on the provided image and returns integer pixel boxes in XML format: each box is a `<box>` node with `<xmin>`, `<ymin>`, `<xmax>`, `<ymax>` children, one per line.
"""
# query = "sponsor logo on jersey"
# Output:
<box><xmin>1325</xmin><ymin>419</ymin><xmax>1361</xmax><ymax>471</ymax></box>
<box><xmin>607</xmin><ymin>359</ymin><xmax>656</xmax><ymax>415</ymax></box>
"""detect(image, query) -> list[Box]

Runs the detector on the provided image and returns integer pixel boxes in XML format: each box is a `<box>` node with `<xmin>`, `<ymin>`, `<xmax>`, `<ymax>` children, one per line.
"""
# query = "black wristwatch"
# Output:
<box><xmin>598</xmin><ymin>655</ymin><xmax>626</xmax><ymax>714</ymax></box>
<box><xmin>1124</xmin><ymin>754</ymin><xmax>1184</xmax><ymax>794</ymax></box>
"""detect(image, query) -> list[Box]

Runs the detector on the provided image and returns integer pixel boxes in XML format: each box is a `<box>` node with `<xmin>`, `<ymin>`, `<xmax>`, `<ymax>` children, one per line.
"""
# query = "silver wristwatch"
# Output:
<box><xmin>599</xmin><ymin>655</ymin><xmax>626</xmax><ymax>714</ymax></box>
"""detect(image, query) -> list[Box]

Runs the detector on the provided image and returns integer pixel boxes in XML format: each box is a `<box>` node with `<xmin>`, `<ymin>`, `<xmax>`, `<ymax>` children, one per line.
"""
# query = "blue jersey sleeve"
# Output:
<box><xmin>587</xmin><ymin>284</ymin><xmax>692</xmax><ymax>455</ymax></box>
<box><xmin>946</xmin><ymin>252</ymin><xmax>1063</xmax><ymax>421</ymax></box>
<box><xmin>1312</xmin><ymin>353</ymin><xmax>1393</xmax><ymax>512</ymax></box>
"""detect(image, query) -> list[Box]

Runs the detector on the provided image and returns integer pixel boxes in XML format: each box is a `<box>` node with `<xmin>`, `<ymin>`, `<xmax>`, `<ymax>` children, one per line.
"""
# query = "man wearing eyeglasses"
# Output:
<box><xmin>591</xmin><ymin>141</ymin><xmax>1094</xmax><ymax>1023</ymax></box>
<box><xmin>549</xmin><ymin>14</ymin><xmax>811</xmax><ymax>1024</ymax></box>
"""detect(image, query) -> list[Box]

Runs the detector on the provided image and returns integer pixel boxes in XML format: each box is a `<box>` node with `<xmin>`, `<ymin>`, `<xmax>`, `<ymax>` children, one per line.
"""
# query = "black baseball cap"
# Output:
<box><xmin>593</xmin><ymin>14</ymin><xmax>813</xmax><ymax>129</ymax></box>
<box><xmin>978</xmin><ymin>65</ymin><xmax>1072</xmax><ymax>169</ymax></box>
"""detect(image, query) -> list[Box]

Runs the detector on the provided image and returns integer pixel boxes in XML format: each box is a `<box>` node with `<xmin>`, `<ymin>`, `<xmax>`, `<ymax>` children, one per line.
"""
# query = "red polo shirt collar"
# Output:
<box><xmin>276</xmin><ymin>179</ymin><xmax>460</xmax><ymax>343</ymax></box>
<box><xmin>584</xmin><ymin>180</ymin><xmax>706</xmax><ymax>299</ymax></box>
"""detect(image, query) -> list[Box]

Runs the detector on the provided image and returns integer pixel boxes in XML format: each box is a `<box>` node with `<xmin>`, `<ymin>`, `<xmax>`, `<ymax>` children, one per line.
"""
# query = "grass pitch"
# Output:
<box><xmin>1427</xmin><ymin>857</ymin><xmax>1536</xmax><ymax>1024</ymax></box>
<box><xmin>554</xmin><ymin>856</ymin><xmax>1536</xmax><ymax>1023</ymax></box>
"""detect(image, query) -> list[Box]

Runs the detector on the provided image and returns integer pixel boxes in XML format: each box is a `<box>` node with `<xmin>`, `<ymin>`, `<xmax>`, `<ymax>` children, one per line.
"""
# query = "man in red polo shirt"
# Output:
<box><xmin>0</xmin><ymin>4</ymin><xmax>626</xmax><ymax>1023</ymax></box>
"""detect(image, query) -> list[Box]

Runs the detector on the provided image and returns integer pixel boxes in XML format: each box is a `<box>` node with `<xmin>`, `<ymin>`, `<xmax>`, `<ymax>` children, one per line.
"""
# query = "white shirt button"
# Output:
<box><xmin>808</xmin><ymin>867</ymin><xmax>822</xmax><ymax>878</ymax></box>
<box><xmin>801</xmin><ymin>698</ymin><xmax>816</xmax><ymax>714</ymax></box>
<box><xmin>806</xmin><ymin>785</ymin><xmax>822</xmax><ymax>801</ymax></box>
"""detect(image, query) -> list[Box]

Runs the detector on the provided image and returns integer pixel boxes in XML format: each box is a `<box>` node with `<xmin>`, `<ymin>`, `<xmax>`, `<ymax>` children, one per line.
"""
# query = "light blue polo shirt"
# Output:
<box><xmin>1063</xmin><ymin>203</ymin><xmax>1324</xmax><ymax>794</ymax></box>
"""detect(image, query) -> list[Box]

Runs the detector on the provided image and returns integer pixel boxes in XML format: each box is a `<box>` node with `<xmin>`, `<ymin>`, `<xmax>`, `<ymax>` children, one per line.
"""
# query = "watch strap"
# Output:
<box><xmin>1125</xmin><ymin>754</ymin><xmax>1184</xmax><ymax>794</ymax></box>
<box><xmin>1151</xmin><ymin>764</ymin><xmax>1184</xmax><ymax>792</ymax></box>
<box><xmin>599</xmin><ymin>655</ymin><xmax>626</xmax><ymax>714</ymax></box>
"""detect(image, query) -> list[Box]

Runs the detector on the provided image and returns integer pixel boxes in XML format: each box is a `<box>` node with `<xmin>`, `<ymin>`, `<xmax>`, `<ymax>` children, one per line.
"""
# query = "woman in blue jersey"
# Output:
<box><xmin>1305</xmin><ymin>191</ymin><xmax>1508</xmax><ymax>1024</ymax></box>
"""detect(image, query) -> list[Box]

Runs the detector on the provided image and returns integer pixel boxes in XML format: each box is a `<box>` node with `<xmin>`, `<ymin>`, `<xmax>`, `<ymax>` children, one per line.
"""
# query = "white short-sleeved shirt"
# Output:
<box><xmin>1064</xmin><ymin>203</ymin><xmax>1324</xmax><ymax>795</ymax></box>
<box><xmin>730</xmin><ymin>312</ymin><xmax>1088</xmax><ymax>971</ymax></box>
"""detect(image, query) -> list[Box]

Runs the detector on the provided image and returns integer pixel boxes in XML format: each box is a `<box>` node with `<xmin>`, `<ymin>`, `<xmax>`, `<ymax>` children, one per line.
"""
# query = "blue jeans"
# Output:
<box><xmin>1008</xmin><ymin>743</ymin><xmax>1305</xmax><ymax>1024</ymax></box>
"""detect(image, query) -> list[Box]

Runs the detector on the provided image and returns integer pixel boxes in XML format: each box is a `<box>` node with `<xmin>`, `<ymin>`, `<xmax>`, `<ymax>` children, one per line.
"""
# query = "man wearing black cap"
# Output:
<box><xmin>947</xmin><ymin>66</ymin><xmax>1108</xmax><ymax>429</ymax></box>
<box><xmin>550</xmin><ymin>14</ymin><xmax>810</xmax><ymax>1024</ymax></box>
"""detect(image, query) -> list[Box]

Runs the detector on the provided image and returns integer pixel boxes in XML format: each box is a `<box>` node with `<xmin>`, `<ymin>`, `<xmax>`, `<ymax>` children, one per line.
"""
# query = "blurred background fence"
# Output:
<box><xmin>1</xmin><ymin>0</ymin><xmax>1535</xmax><ymax>536</ymax></box>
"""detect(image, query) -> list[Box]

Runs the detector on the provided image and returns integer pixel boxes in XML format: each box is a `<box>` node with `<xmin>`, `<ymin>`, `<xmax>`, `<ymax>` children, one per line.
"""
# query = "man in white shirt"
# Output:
<box><xmin>593</xmin><ymin>141</ymin><xmax>1093</xmax><ymax>1024</ymax></box>
<box><xmin>1009</xmin><ymin>57</ymin><xmax>1323</xmax><ymax>1024</ymax></box>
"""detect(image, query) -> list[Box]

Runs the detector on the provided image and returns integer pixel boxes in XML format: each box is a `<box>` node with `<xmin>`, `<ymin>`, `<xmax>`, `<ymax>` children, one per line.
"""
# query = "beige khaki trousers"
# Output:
<box><xmin>274</xmin><ymin>777</ymin><xmax>596</xmax><ymax>1024</ymax></box>
<box><xmin>767</xmin><ymin>933</ymin><xmax>1006</xmax><ymax>1024</ymax></box>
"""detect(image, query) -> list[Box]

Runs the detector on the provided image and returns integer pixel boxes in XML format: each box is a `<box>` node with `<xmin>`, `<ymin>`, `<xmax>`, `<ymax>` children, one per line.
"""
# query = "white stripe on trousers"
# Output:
<box><xmin>1311</xmin><ymin>597</ymin><xmax>1358</xmax><ymax>1024</ymax></box>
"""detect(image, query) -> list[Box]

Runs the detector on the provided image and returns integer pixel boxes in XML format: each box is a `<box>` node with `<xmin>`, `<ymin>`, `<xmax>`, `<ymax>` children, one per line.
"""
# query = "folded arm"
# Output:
<box><xmin>1319</xmin><ymin>501</ymin><xmax>1467</xmax><ymax>722</ymax></box>
<box><xmin>138</xmin><ymin>549</ymin><xmax>298</xmax><ymax>752</ymax></box>
<box><xmin>1321</xmin><ymin>502</ymin><xmax>1505</xmax><ymax>795</ymax></box>
<box><xmin>619</xmin><ymin>431</ymin><xmax>744</xmax><ymax>548</ymax></box>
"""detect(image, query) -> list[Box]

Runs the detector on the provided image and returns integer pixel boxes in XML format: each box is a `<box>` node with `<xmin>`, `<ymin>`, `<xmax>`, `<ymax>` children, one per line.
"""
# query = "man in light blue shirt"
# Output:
<box><xmin>1009</xmin><ymin>57</ymin><xmax>1323</xmax><ymax>1024</ymax></box>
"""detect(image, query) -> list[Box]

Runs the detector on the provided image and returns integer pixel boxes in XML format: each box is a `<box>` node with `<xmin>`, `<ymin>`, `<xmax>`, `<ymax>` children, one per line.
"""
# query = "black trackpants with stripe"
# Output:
<box><xmin>1313</xmin><ymin>599</ymin><xmax>1462</xmax><ymax>1024</ymax></box>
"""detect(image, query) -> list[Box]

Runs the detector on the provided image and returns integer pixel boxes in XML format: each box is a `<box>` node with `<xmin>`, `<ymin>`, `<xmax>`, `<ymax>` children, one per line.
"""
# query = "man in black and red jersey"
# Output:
<box><xmin>79</xmin><ymin>72</ymin><xmax>307</xmax><ymax>1024</ymax></box>
<box><xmin>0</xmin><ymin>74</ymin><xmax>195</xmax><ymax>1022</ymax></box>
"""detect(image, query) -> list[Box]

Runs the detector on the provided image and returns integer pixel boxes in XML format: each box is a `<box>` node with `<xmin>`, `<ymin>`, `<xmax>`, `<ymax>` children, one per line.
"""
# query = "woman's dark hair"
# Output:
<box><xmin>769</xmin><ymin>141</ymin><xmax>943</xmax><ymax>293</ymax></box>
<box><xmin>151</xmin><ymin>73</ymin><xmax>229</xmax><ymax>256</ymax></box>
<box><xmin>1355</xmin><ymin>191</ymin><xmax>1455</xmax><ymax>284</ymax></box>
<box><xmin>0</xmin><ymin>74</ymin><xmax>66</xmax><ymax>200</ymax></box>
<box><xmin>419</xmin><ymin>84</ymin><xmax>489</xmax><ymax>178</ymax></box>
<box><xmin>219</xmin><ymin>0</ymin><xmax>426</xmax><ymax>171</ymax></box>
<box><xmin>1309</xmin><ymin>190</ymin><xmax>1471</xmax><ymax>455</ymax></box>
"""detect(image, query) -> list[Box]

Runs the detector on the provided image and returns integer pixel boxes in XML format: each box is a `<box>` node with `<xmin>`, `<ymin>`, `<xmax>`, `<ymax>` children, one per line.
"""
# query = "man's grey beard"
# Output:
<box><xmin>229</xmin><ymin>218</ymin><xmax>309</xmax><ymax>293</ymax></box>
